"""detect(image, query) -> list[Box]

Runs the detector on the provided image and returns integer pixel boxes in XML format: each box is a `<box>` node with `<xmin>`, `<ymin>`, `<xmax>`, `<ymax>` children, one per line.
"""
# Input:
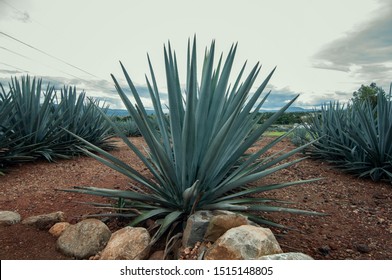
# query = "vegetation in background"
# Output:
<box><xmin>111</xmin><ymin>117</ymin><xmax>141</xmax><ymax>137</ymax></box>
<box><xmin>0</xmin><ymin>76</ymin><xmax>114</xmax><ymax>173</ymax></box>
<box><xmin>290</xmin><ymin>125</ymin><xmax>311</xmax><ymax>147</ymax></box>
<box><xmin>110</xmin><ymin>115</ymin><xmax>162</xmax><ymax>137</ymax></box>
<box><xmin>257</xmin><ymin>111</ymin><xmax>309</xmax><ymax>125</ymax></box>
<box><xmin>351</xmin><ymin>82</ymin><xmax>387</xmax><ymax>107</ymax></box>
<box><xmin>65</xmin><ymin>39</ymin><xmax>321</xmax><ymax>244</ymax></box>
<box><xmin>306</xmin><ymin>84</ymin><xmax>392</xmax><ymax>183</ymax></box>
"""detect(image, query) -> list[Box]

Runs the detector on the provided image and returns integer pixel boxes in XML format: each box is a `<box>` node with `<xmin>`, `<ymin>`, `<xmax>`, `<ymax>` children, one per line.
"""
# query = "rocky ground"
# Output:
<box><xmin>0</xmin><ymin>136</ymin><xmax>391</xmax><ymax>260</ymax></box>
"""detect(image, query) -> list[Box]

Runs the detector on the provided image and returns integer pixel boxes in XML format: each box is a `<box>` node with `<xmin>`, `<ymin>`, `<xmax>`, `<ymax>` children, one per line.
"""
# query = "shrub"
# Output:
<box><xmin>66</xmin><ymin>39</ymin><xmax>321</xmax><ymax>243</ymax></box>
<box><xmin>306</xmin><ymin>86</ymin><xmax>392</xmax><ymax>182</ymax></box>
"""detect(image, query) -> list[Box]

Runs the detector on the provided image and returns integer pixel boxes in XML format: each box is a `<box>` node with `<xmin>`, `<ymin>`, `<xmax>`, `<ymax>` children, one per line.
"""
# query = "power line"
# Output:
<box><xmin>0</xmin><ymin>45</ymin><xmax>31</xmax><ymax>60</ymax></box>
<box><xmin>0</xmin><ymin>44</ymin><xmax>114</xmax><ymax>94</ymax></box>
<box><xmin>0</xmin><ymin>0</ymin><xmax>30</xmax><ymax>20</ymax></box>
<box><xmin>0</xmin><ymin>62</ymin><xmax>29</xmax><ymax>73</ymax></box>
<box><xmin>0</xmin><ymin>30</ymin><xmax>103</xmax><ymax>80</ymax></box>
<box><xmin>1</xmin><ymin>0</ymin><xmax>24</xmax><ymax>14</ymax></box>
<box><xmin>0</xmin><ymin>44</ymin><xmax>97</xmax><ymax>84</ymax></box>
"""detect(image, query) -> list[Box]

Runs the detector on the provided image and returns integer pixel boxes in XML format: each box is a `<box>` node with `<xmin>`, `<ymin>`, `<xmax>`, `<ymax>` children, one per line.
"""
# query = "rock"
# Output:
<box><xmin>179</xmin><ymin>241</ymin><xmax>204</xmax><ymax>260</ymax></box>
<box><xmin>182</xmin><ymin>211</ymin><xmax>213</xmax><ymax>248</ymax></box>
<box><xmin>57</xmin><ymin>219</ymin><xmax>111</xmax><ymax>259</ymax></box>
<box><xmin>257</xmin><ymin>252</ymin><xmax>314</xmax><ymax>260</ymax></box>
<box><xmin>148</xmin><ymin>250</ymin><xmax>165</xmax><ymax>260</ymax></box>
<box><xmin>100</xmin><ymin>227</ymin><xmax>150</xmax><ymax>260</ymax></box>
<box><xmin>196</xmin><ymin>243</ymin><xmax>210</xmax><ymax>260</ymax></box>
<box><xmin>204</xmin><ymin>213</ymin><xmax>249</xmax><ymax>242</ymax></box>
<box><xmin>22</xmin><ymin>211</ymin><xmax>65</xmax><ymax>230</ymax></box>
<box><xmin>373</xmin><ymin>193</ymin><xmax>387</xmax><ymax>199</ymax></box>
<box><xmin>356</xmin><ymin>244</ymin><xmax>371</xmax><ymax>254</ymax></box>
<box><xmin>0</xmin><ymin>211</ymin><xmax>21</xmax><ymax>226</ymax></box>
<box><xmin>89</xmin><ymin>253</ymin><xmax>101</xmax><ymax>260</ymax></box>
<box><xmin>204</xmin><ymin>225</ymin><xmax>283</xmax><ymax>260</ymax></box>
<box><xmin>318</xmin><ymin>245</ymin><xmax>331</xmax><ymax>256</ymax></box>
<box><xmin>49</xmin><ymin>222</ymin><xmax>71</xmax><ymax>237</ymax></box>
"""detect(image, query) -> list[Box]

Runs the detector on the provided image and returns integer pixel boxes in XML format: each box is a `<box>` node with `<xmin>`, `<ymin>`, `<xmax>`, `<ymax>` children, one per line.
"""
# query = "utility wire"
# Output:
<box><xmin>0</xmin><ymin>1</ymin><xmax>121</xmax><ymax>99</ymax></box>
<box><xmin>0</xmin><ymin>0</ymin><xmax>30</xmax><ymax>21</ymax></box>
<box><xmin>0</xmin><ymin>30</ymin><xmax>103</xmax><ymax>80</ymax></box>
<box><xmin>0</xmin><ymin>62</ymin><xmax>29</xmax><ymax>73</ymax></box>
<box><xmin>0</xmin><ymin>47</ymin><xmax>113</xmax><ymax>93</ymax></box>
<box><xmin>0</xmin><ymin>45</ymin><xmax>31</xmax><ymax>60</ymax></box>
<box><xmin>0</xmin><ymin>44</ymin><xmax>100</xmax><ymax>85</ymax></box>
<box><xmin>1</xmin><ymin>0</ymin><xmax>26</xmax><ymax>14</ymax></box>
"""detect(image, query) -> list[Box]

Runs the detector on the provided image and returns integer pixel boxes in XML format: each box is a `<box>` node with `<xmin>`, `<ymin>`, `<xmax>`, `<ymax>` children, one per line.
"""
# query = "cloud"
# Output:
<box><xmin>0</xmin><ymin>0</ymin><xmax>32</xmax><ymax>23</ymax></box>
<box><xmin>0</xmin><ymin>73</ymin><xmax>353</xmax><ymax>111</ymax></box>
<box><xmin>261</xmin><ymin>86</ymin><xmax>299</xmax><ymax>109</ymax></box>
<box><xmin>0</xmin><ymin>69</ymin><xmax>23</xmax><ymax>75</ymax></box>
<box><xmin>262</xmin><ymin>85</ymin><xmax>355</xmax><ymax>110</ymax></box>
<box><xmin>313</xmin><ymin>0</ymin><xmax>392</xmax><ymax>89</ymax></box>
<box><xmin>12</xmin><ymin>11</ymin><xmax>31</xmax><ymax>23</ymax></box>
<box><xmin>0</xmin><ymin>73</ymin><xmax>161</xmax><ymax>109</ymax></box>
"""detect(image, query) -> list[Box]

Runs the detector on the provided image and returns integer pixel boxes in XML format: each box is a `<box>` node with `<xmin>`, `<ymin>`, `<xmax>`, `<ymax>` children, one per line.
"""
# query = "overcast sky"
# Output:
<box><xmin>1</xmin><ymin>0</ymin><xmax>391</xmax><ymax>109</ymax></box>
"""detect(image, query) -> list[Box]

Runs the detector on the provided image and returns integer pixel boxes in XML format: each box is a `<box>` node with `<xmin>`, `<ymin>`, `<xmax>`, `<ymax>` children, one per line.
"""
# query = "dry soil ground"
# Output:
<box><xmin>0</xmin><ymin>137</ymin><xmax>391</xmax><ymax>260</ymax></box>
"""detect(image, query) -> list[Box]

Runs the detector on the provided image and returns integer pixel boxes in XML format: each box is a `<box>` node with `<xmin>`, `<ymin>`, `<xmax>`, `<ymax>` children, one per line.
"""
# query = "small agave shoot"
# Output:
<box><xmin>66</xmin><ymin>39</ymin><xmax>321</xmax><ymax>244</ymax></box>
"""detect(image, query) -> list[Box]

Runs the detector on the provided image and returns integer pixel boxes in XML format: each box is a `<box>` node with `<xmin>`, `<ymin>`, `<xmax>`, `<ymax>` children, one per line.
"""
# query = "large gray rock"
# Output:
<box><xmin>257</xmin><ymin>252</ymin><xmax>314</xmax><ymax>260</ymax></box>
<box><xmin>182</xmin><ymin>211</ymin><xmax>213</xmax><ymax>248</ymax></box>
<box><xmin>204</xmin><ymin>225</ymin><xmax>283</xmax><ymax>260</ymax></box>
<box><xmin>204</xmin><ymin>213</ymin><xmax>249</xmax><ymax>242</ymax></box>
<box><xmin>0</xmin><ymin>211</ymin><xmax>21</xmax><ymax>226</ymax></box>
<box><xmin>100</xmin><ymin>227</ymin><xmax>151</xmax><ymax>260</ymax></box>
<box><xmin>22</xmin><ymin>211</ymin><xmax>65</xmax><ymax>230</ymax></box>
<box><xmin>56</xmin><ymin>219</ymin><xmax>111</xmax><ymax>259</ymax></box>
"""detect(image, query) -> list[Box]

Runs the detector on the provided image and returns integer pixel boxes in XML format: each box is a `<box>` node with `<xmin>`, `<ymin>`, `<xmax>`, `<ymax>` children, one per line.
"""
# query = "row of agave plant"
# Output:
<box><xmin>64</xmin><ymin>39</ymin><xmax>322</xmax><ymax>244</ymax></box>
<box><xmin>0</xmin><ymin>76</ymin><xmax>114</xmax><ymax>175</ymax></box>
<box><xmin>110</xmin><ymin>115</ymin><xmax>163</xmax><ymax>137</ymax></box>
<box><xmin>305</xmin><ymin>87</ymin><xmax>392</xmax><ymax>183</ymax></box>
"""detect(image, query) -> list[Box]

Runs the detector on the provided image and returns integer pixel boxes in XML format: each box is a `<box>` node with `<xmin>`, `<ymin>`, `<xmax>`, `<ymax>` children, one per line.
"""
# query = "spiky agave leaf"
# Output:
<box><xmin>65</xmin><ymin>38</ymin><xmax>322</xmax><ymax>242</ymax></box>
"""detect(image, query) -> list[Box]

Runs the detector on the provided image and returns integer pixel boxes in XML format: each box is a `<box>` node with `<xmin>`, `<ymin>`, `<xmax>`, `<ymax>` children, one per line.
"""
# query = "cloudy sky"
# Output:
<box><xmin>1</xmin><ymin>0</ymin><xmax>391</xmax><ymax>110</ymax></box>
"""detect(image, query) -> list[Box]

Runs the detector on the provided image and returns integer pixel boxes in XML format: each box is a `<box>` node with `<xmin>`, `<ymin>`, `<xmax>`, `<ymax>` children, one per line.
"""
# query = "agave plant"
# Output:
<box><xmin>306</xmin><ymin>85</ymin><xmax>392</xmax><ymax>182</ymax></box>
<box><xmin>290</xmin><ymin>125</ymin><xmax>310</xmax><ymax>147</ymax></box>
<box><xmin>0</xmin><ymin>76</ymin><xmax>115</xmax><ymax>167</ymax></box>
<box><xmin>55</xmin><ymin>86</ymin><xmax>115</xmax><ymax>153</ymax></box>
<box><xmin>111</xmin><ymin>117</ymin><xmax>141</xmax><ymax>137</ymax></box>
<box><xmin>66</xmin><ymin>39</ymin><xmax>320</xmax><ymax>242</ymax></box>
<box><xmin>0</xmin><ymin>90</ymin><xmax>27</xmax><ymax>174</ymax></box>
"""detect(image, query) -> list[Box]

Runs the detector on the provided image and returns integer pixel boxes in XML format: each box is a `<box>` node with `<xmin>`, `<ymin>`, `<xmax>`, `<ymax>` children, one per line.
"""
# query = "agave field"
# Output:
<box><xmin>0</xmin><ymin>39</ymin><xmax>391</xmax><ymax>260</ymax></box>
<box><xmin>0</xmin><ymin>76</ymin><xmax>114</xmax><ymax>175</ymax></box>
<box><xmin>305</xmin><ymin>90</ymin><xmax>392</xmax><ymax>183</ymax></box>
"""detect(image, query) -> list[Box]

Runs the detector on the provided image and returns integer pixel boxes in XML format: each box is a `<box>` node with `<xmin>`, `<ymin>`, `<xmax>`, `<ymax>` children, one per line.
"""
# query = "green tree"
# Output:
<box><xmin>352</xmin><ymin>82</ymin><xmax>385</xmax><ymax>106</ymax></box>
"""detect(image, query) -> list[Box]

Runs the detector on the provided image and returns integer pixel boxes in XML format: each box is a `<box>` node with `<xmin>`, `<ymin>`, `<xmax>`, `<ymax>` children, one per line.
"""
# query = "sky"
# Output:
<box><xmin>0</xmin><ymin>0</ymin><xmax>391</xmax><ymax>110</ymax></box>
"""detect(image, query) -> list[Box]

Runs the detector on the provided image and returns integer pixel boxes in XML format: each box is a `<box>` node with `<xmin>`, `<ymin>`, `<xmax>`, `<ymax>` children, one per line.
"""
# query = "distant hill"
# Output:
<box><xmin>106</xmin><ymin>108</ymin><xmax>155</xmax><ymax>116</ymax></box>
<box><xmin>106</xmin><ymin>109</ymin><xmax>129</xmax><ymax>116</ymax></box>
<box><xmin>106</xmin><ymin>106</ymin><xmax>312</xmax><ymax>116</ymax></box>
<box><xmin>260</xmin><ymin>106</ymin><xmax>313</xmax><ymax>113</ymax></box>
<box><xmin>283</xmin><ymin>106</ymin><xmax>313</xmax><ymax>112</ymax></box>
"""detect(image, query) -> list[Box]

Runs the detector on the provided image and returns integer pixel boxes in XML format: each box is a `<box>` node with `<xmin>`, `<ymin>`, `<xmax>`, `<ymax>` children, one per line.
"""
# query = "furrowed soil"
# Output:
<box><xmin>0</xmin><ymin>137</ymin><xmax>391</xmax><ymax>260</ymax></box>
